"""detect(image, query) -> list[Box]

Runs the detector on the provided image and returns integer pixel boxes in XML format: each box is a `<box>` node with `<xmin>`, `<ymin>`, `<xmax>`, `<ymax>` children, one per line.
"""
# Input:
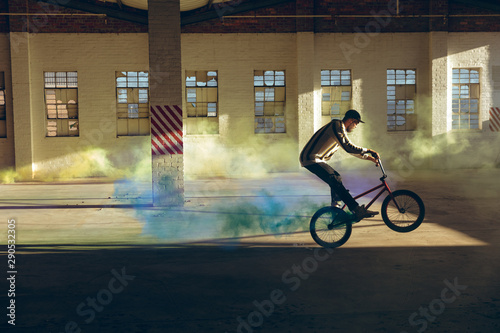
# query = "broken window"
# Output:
<box><xmin>44</xmin><ymin>72</ymin><xmax>79</xmax><ymax>137</ymax></box>
<box><xmin>116</xmin><ymin>71</ymin><xmax>150</xmax><ymax>136</ymax></box>
<box><xmin>254</xmin><ymin>70</ymin><xmax>286</xmax><ymax>133</ymax></box>
<box><xmin>452</xmin><ymin>68</ymin><xmax>480</xmax><ymax>130</ymax></box>
<box><xmin>387</xmin><ymin>69</ymin><xmax>417</xmax><ymax>131</ymax></box>
<box><xmin>321</xmin><ymin>70</ymin><xmax>352</xmax><ymax>125</ymax></box>
<box><xmin>185</xmin><ymin>71</ymin><xmax>218</xmax><ymax>135</ymax></box>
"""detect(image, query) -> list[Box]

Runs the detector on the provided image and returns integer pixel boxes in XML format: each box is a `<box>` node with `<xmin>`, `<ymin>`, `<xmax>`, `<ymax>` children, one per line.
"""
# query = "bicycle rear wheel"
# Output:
<box><xmin>310</xmin><ymin>206</ymin><xmax>352</xmax><ymax>248</ymax></box>
<box><xmin>381</xmin><ymin>190</ymin><xmax>425</xmax><ymax>232</ymax></box>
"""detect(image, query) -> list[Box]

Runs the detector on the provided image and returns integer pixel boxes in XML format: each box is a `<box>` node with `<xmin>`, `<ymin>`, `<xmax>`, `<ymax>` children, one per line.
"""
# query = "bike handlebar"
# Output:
<box><xmin>377</xmin><ymin>158</ymin><xmax>387</xmax><ymax>179</ymax></box>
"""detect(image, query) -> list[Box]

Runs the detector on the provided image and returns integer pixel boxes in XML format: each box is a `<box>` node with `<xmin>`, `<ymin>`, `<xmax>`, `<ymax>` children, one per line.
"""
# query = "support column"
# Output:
<box><xmin>10</xmin><ymin>32</ymin><xmax>34</xmax><ymax>179</ymax></box>
<box><xmin>430</xmin><ymin>31</ymin><xmax>449</xmax><ymax>167</ymax></box>
<box><xmin>296</xmin><ymin>0</ymin><xmax>319</xmax><ymax>156</ymax></box>
<box><xmin>297</xmin><ymin>32</ymin><xmax>318</xmax><ymax>155</ymax></box>
<box><xmin>148</xmin><ymin>0</ymin><xmax>184</xmax><ymax>206</ymax></box>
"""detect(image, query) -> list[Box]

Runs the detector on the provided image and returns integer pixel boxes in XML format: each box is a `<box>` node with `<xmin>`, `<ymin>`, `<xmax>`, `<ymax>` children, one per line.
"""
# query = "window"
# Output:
<box><xmin>116</xmin><ymin>71</ymin><xmax>150</xmax><ymax>136</ymax></box>
<box><xmin>185</xmin><ymin>71</ymin><xmax>218</xmax><ymax>135</ymax></box>
<box><xmin>44</xmin><ymin>72</ymin><xmax>79</xmax><ymax>137</ymax></box>
<box><xmin>321</xmin><ymin>70</ymin><xmax>352</xmax><ymax>124</ymax></box>
<box><xmin>387</xmin><ymin>69</ymin><xmax>416</xmax><ymax>131</ymax></box>
<box><xmin>0</xmin><ymin>72</ymin><xmax>5</xmax><ymax>138</ymax></box>
<box><xmin>452</xmin><ymin>68</ymin><xmax>480</xmax><ymax>130</ymax></box>
<box><xmin>254</xmin><ymin>70</ymin><xmax>285</xmax><ymax>133</ymax></box>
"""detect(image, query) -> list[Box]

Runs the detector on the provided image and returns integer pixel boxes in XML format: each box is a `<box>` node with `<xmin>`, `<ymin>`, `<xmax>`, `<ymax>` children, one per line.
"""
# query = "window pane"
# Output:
<box><xmin>67</xmin><ymin>72</ymin><xmax>78</xmax><ymax>88</ymax></box>
<box><xmin>187</xmin><ymin>89</ymin><xmax>196</xmax><ymax>103</ymax></box>
<box><xmin>56</xmin><ymin>72</ymin><xmax>67</xmax><ymax>88</ymax></box>
<box><xmin>207</xmin><ymin>102</ymin><xmax>217</xmax><ymax>117</ymax></box>
<box><xmin>264</xmin><ymin>71</ymin><xmax>275</xmax><ymax>86</ymax></box>
<box><xmin>341</xmin><ymin>91</ymin><xmax>350</xmax><ymax>101</ymax></box>
<box><xmin>406</xmin><ymin>100</ymin><xmax>414</xmax><ymax>113</ymax></box>
<box><xmin>117</xmin><ymin>77</ymin><xmax>127</xmax><ymax>88</ymax></box>
<box><xmin>186</xmin><ymin>76</ymin><xmax>196</xmax><ymax>87</ymax></box>
<box><xmin>118</xmin><ymin>89</ymin><xmax>128</xmax><ymax>103</ymax></box>
<box><xmin>128</xmin><ymin>104</ymin><xmax>139</xmax><ymax>118</ymax></box>
<box><xmin>265</xmin><ymin>88</ymin><xmax>275</xmax><ymax>102</ymax></box>
<box><xmin>45</xmin><ymin>72</ymin><xmax>56</xmax><ymax>88</ymax></box>
<box><xmin>254</xmin><ymin>75</ymin><xmax>264</xmax><ymax>86</ymax></box>
<box><xmin>470</xmin><ymin>70</ymin><xmax>479</xmax><ymax>84</ymax></box>
<box><xmin>138</xmin><ymin>72</ymin><xmax>149</xmax><ymax>87</ymax></box>
<box><xmin>138</xmin><ymin>89</ymin><xmax>148</xmax><ymax>104</ymax></box>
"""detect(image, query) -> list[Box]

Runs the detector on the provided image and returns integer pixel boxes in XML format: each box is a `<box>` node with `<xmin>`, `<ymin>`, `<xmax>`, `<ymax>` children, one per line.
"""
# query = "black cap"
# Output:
<box><xmin>343</xmin><ymin>109</ymin><xmax>365</xmax><ymax>123</ymax></box>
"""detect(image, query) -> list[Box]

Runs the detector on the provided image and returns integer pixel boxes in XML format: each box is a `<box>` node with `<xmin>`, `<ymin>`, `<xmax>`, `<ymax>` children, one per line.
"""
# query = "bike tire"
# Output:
<box><xmin>310</xmin><ymin>206</ymin><xmax>352</xmax><ymax>248</ymax></box>
<box><xmin>381</xmin><ymin>190</ymin><xmax>425</xmax><ymax>233</ymax></box>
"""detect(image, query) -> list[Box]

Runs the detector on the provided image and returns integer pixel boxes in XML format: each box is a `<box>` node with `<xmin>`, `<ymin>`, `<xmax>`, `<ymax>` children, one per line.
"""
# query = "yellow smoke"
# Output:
<box><xmin>185</xmin><ymin>135</ymin><xmax>299</xmax><ymax>178</ymax></box>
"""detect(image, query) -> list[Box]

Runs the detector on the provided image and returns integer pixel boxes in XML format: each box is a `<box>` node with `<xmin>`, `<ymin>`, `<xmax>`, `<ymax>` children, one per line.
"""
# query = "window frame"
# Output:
<box><xmin>44</xmin><ymin>71</ymin><xmax>79</xmax><ymax>137</ymax></box>
<box><xmin>116</xmin><ymin>71</ymin><xmax>150</xmax><ymax>137</ymax></box>
<box><xmin>386</xmin><ymin>69</ymin><xmax>417</xmax><ymax>132</ymax></box>
<box><xmin>321</xmin><ymin>69</ymin><xmax>352</xmax><ymax>124</ymax></box>
<box><xmin>451</xmin><ymin>68</ymin><xmax>480</xmax><ymax>131</ymax></box>
<box><xmin>185</xmin><ymin>70</ymin><xmax>219</xmax><ymax>135</ymax></box>
<box><xmin>254</xmin><ymin>70</ymin><xmax>286</xmax><ymax>134</ymax></box>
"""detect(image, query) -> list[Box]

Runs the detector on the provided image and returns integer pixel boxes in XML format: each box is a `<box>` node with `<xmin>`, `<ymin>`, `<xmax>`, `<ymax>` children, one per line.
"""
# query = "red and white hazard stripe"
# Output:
<box><xmin>151</xmin><ymin>105</ymin><xmax>183</xmax><ymax>155</ymax></box>
<box><xmin>490</xmin><ymin>107</ymin><xmax>500</xmax><ymax>132</ymax></box>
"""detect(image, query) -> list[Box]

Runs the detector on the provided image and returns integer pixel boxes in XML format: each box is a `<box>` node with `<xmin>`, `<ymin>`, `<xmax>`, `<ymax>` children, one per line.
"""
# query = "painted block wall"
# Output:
<box><xmin>5</xmin><ymin>31</ymin><xmax>500</xmax><ymax>179</ymax></box>
<box><xmin>181</xmin><ymin>33</ymin><xmax>299</xmax><ymax>177</ymax></box>
<box><xmin>0</xmin><ymin>33</ymin><xmax>15</xmax><ymax>169</ymax></box>
<box><xmin>24</xmin><ymin>33</ymin><xmax>151</xmax><ymax>178</ymax></box>
<box><xmin>445</xmin><ymin>32</ymin><xmax>500</xmax><ymax>168</ymax></box>
<box><xmin>314</xmin><ymin>32</ymin><xmax>431</xmax><ymax>169</ymax></box>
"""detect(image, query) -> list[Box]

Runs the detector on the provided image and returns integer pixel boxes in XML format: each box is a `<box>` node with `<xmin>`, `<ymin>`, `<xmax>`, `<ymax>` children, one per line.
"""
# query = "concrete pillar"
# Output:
<box><xmin>297</xmin><ymin>32</ymin><xmax>318</xmax><ymax>155</ymax></box>
<box><xmin>10</xmin><ymin>32</ymin><xmax>34</xmax><ymax>179</ymax></box>
<box><xmin>429</xmin><ymin>31</ymin><xmax>449</xmax><ymax>167</ymax></box>
<box><xmin>296</xmin><ymin>0</ymin><xmax>319</xmax><ymax>155</ymax></box>
<box><xmin>148</xmin><ymin>0</ymin><xmax>184</xmax><ymax>206</ymax></box>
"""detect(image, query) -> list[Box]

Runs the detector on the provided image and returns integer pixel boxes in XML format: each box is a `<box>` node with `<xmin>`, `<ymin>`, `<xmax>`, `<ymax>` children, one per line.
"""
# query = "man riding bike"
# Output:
<box><xmin>300</xmin><ymin>109</ymin><xmax>380</xmax><ymax>222</ymax></box>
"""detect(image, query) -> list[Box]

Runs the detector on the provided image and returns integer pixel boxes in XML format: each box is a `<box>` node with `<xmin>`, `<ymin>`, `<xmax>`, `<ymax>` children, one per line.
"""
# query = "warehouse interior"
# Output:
<box><xmin>1</xmin><ymin>0</ymin><xmax>500</xmax><ymax>183</ymax></box>
<box><xmin>0</xmin><ymin>0</ymin><xmax>499</xmax><ymax>332</ymax></box>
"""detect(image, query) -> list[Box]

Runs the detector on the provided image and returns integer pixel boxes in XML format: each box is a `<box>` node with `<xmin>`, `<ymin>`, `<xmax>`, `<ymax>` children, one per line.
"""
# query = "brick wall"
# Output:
<box><xmin>182</xmin><ymin>1</ymin><xmax>297</xmax><ymax>33</ymax></box>
<box><xmin>4</xmin><ymin>0</ymin><xmax>500</xmax><ymax>34</ymax></box>
<box><xmin>8</xmin><ymin>0</ymin><xmax>147</xmax><ymax>33</ymax></box>
<box><xmin>17</xmin><ymin>33</ymin><xmax>150</xmax><ymax>177</ymax></box>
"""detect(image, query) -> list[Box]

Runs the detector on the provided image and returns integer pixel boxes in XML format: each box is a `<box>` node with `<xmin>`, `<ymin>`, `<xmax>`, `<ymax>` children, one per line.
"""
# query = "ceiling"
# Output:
<box><xmin>98</xmin><ymin>0</ymin><xmax>232</xmax><ymax>12</ymax></box>
<box><xmin>34</xmin><ymin>0</ymin><xmax>500</xmax><ymax>27</ymax></box>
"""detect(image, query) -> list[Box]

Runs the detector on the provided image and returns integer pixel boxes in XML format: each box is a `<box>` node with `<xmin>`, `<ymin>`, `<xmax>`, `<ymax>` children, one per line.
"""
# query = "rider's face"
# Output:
<box><xmin>346</xmin><ymin>119</ymin><xmax>359</xmax><ymax>133</ymax></box>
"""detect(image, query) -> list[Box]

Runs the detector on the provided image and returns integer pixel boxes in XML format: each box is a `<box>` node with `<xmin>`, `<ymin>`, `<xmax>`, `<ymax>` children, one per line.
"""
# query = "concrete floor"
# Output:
<box><xmin>0</xmin><ymin>167</ymin><xmax>499</xmax><ymax>332</ymax></box>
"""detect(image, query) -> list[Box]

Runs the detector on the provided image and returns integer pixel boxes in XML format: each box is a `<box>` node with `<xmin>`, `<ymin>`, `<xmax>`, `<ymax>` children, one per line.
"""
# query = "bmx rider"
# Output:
<box><xmin>300</xmin><ymin>109</ymin><xmax>380</xmax><ymax>222</ymax></box>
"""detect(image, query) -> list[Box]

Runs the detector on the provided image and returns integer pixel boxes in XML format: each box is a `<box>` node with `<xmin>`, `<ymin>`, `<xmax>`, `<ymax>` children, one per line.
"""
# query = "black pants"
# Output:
<box><xmin>304</xmin><ymin>163</ymin><xmax>358</xmax><ymax>211</ymax></box>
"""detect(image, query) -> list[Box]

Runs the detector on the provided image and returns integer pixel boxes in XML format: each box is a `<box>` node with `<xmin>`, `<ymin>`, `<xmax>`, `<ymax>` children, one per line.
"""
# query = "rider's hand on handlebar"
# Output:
<box><xmin>367</xmin><ymin>149</ymin><xmax>380</xmax><ymax>160</ymax></box>
<box><xmin>367</xmin><ymin>155</ymin><xmax>380</xmax><ymax>167</ymax></box>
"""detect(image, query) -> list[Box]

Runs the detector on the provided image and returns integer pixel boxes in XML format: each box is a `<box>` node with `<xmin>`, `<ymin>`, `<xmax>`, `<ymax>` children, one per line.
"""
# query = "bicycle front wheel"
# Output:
<box><xmin>310</xmin><ymin>206</ymin><xmax>352</xmax><ymax>248</ymax></box>
<box><xmin>381</xmin><ymin>190</ymin><xmax>425</xmax><ymax>232</ymax></box>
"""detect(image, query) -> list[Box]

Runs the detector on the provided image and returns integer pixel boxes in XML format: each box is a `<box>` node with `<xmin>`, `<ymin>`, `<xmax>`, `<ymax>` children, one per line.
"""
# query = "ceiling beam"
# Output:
<box><xmin>181</xmin><ymin>0</ymin><xmax>296</xmax><ymax>26</ymax></box>
<box><xmin>36</xmin><ymin>0</ymin><xmax>295</xmax><ymax>26</ymax></box>
<box><xmin>37</xmin><ymin>0</ymin><xmax>147</xmax><ymax>25</ymax></box>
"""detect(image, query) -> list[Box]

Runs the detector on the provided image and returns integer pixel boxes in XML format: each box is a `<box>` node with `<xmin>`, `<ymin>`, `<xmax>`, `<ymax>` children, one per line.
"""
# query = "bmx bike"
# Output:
<box><xmin>309</xmin><ymin>159</ymin><xmax>425</xmax><ymax>248</ymax></box>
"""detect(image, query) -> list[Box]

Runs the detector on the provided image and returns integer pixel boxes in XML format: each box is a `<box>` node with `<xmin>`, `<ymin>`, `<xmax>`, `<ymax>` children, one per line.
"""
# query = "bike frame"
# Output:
<box><xmin>341</xmin><ymin>159</ymin><xmax>402</xmax><ymax>211</ymax></box>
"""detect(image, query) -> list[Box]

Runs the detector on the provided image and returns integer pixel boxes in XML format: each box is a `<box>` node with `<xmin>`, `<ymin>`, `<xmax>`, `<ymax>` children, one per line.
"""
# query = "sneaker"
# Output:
<box><xmin>353</xmin><ymin>205</ymin><xmax>379</xmax><ymax>222</ymax></box>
